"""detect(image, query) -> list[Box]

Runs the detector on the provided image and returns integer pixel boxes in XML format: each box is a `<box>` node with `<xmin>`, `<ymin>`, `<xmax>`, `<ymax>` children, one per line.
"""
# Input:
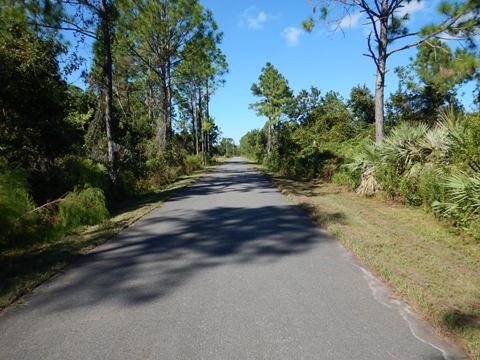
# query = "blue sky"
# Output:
<box><xmin>65</xmin><ymin>0</ymin><xmax>477</xmax><ymax>144</ymax></box>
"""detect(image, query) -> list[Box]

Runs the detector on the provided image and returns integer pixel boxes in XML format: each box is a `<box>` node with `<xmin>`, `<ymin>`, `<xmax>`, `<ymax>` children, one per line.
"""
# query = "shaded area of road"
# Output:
<box><xmin>0</xmin><ymin>158</ymin><xmax>464</xmax><ymax>359</ymax></box>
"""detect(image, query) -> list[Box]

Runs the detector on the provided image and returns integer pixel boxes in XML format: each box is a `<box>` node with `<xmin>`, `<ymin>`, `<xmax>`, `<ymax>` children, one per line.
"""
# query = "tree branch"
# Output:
<box><xmin>364</xmin><ymin>31</ymin><xmax>379</xmax><ymax>69</ymax></box>
<box><xmin>387</xmin><ymin>12</ymin><xmax>466</xmax><ymax>58</ymax></box>
<box><xmin>27</xmin><ymin>21</ymin><xmax>97</xmax><ymax>39</ymax></box>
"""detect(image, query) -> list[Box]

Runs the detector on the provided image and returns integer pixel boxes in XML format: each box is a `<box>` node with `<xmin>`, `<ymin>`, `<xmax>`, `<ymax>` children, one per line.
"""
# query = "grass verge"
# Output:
<box><xmin>0</xmin><ymin>168</ymin><xmax>210</xmax><ymax>311</ymax></box>
<box><xmin>259</xmin><ymin>167</ymin><xmax>480</xmax><ymax>359</ymax></box>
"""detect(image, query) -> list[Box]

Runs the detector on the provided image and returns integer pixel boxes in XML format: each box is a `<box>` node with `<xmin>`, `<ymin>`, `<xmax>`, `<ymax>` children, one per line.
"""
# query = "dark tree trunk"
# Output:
<box><xmin>194</xmin><ymin>97</ymin><xmax>200</xmax><ymax>155</ymax></box>
<box><xmin>156</xmin><ymin>0</ymin><xmax>169</xmax><ymax>150</ymax></box>
<box><xmin>166</xmin><ymin>58</ymin><xmax>173</xmax><ymax>141</ymax></box>
<box><xmin>100</xmin><ymin>0</ymin><xmax>115</xmax><ymax>181</ymax></box>
<box><xmin>267</xmin><ymin>123</ymin><xmax>272</xmax><ymax>155</ymax></box>
<box><xmin>206</xmin><ymin>132</ymin><xmax>209</xmax><ymax>155</ymax></box>
<box><xmin>147</xmin><ymin>79</ymin><xmax>154</xmax><ymax>124</ymax></box>
<box><xmin>203</xmin><ymin>131</ymin><xmax>207</xmax><ymax>165</ymax></box>
<box><xmin>158</xmin><ymin>64</ymin><xmax>169</xmax><ymax>150</ymax></box>
<box><xmin>190</xmin><ymin>96</ymin><xmax>198</xmax><ymax>154</ymax></box>
<box><xmin>198</xmin><ymin>86</ymin><xmax>204</xmax><ymax>161</ymax></box>
<box><xmin>205</xmin><ymin>79</ymin><xmax>210</xmax><ymax>162</ymax></box>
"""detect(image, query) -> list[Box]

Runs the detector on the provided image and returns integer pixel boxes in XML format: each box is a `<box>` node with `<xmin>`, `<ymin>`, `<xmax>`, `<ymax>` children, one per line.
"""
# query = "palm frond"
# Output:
<box><xmin>432</xmin><ymin>172</ymin><xmax>480</xmax><ymax>221</ymax></box>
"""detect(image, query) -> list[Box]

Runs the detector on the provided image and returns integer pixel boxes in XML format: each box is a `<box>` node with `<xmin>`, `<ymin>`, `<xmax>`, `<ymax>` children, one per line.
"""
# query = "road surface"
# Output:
<box><xmin>0</xmin><ymin>158</ymin><xmax>465</xmax><ymax>360</ymax></box>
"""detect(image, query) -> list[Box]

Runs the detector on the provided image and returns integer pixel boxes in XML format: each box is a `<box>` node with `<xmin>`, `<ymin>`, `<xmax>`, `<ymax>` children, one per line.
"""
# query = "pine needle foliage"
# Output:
<box><xmin>58</xmin><ymin>187</ymin><xmax>109</xmax><ymax>231</ymax></box>
<box><xmin>0</xmin><ymin>169</ymin><xmax>36</xmax><ymax>245</ymax></box>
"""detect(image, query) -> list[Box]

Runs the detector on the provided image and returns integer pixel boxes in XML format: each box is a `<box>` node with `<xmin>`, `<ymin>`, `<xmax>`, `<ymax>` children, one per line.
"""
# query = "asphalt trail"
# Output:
<box><xmin>0</xmin><ymin>158</ymin><xmax>465</xmax><ymax>359</ymax></box>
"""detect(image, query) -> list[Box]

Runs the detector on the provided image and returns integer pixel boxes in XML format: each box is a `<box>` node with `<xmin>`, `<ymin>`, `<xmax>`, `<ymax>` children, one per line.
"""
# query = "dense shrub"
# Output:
<box><xmin>432</xmin><ymin>172</ymin><xmax>480</xmax><ymax>229</ymax></box>
<box><xmin>117</xmin><ymin>169</ymin><xmax>138</xmax><ymax>196</ymax></box>
<box><xmin>0</xmin><ymin>170</ymin><xmax>36</xmax><ymax>245</ymax></box>
<box><xmin>60</xmin><ymin>156</ymin><xmax>110</xmax><ymax>193</ymax></box>
<box><xmin>344</xmin><ymin>110</ymin><xmax>480</xmax><ymax>232</ymax></box>
<box><xmin>184</xmin><ymin>154</ymin><xmax>203</xmax><ymax>173</ymax></box>
<box><xmin>331</xmin><ymin>170</ymin><xmax>358</xmax><ymax>190</ymax></box>
<box><xmin>140</xmin><ymin>150</ymin><xmax>204</xmax><ymax>191</ymax></box>
<box><xmin>58</xmin><ymin>187</ymin><xmax>109</xmax><ymax>231</ymax></box>
<box><xmin>0</xmin><ymin>169</ymin><xmax>64</xmax><ymax>246</ymax></box>
<box><xmin>1</xmin><ymin>179</ymin><xmax>111</xmax><ymax>247</ymax></box>
<box><xmin>446</xmin><ymin>111</ymin><xmax>480</xmax><ymax>172</ymax></box>
<box><xmin>416</xmin><ymin>166</ymin><xmax>447</xmax><ymax>209</ymax></box>
<box><xmin>145</xmin><ymin>154</ymin><xmax>177</xmax><ymax>186</ymax></box>
<box><xmin>239</xmin><ymin>129</ymin><xmax>267</xmax><ymax>162</ymax></box>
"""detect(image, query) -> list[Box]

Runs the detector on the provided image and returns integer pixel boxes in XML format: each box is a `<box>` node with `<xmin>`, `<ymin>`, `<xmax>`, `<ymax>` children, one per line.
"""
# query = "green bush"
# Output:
<box><xmin>349</xmin><ymin>120</ymin><xmax>453</xmax><ymax>202</ymax></box>
<box><xmin>145</xmin><ymin>155</ymin><xmax>172</xmax><ymax>185</ymax></box>
<box><xmin>417</xmin><ymin>166</ymin><xmax>447</xmax><ymax>209</ymax></box>
<box><xmin>117</xmin><ymin>169</ymin><xmax>137</xmax><ymax>196</ymax></box>
<box><xmin>372</xmin><ymin>161</ymin><xmax>398</xmax><ymax>198</ymax></box>
<box><xmin>141</xmin><ymin>150</ymin><xmax>204</xmax><ymax>190</ymax></box>
<box><xmin>58</xmin><ymin>187</ymin><xmax>109</xmax><ymax>231</ymax></box>
<box><xmin>0</xmin><ymin>169</ymin><xmax>62</xmax><ymax>246</ymax></box>
<box><xmin>343</xmin><ymin>113</ymin><xmax>480</xmax><ymax>237</ymax></box>
<box><xmin>263</xmin><ymin>153</ymin><xmax>283</xmax><ymax>173</ymax></box>
<box><xmin>432</xmin><ymin>172</ymin><xmax>480</xmax><ymax>229</ymax></box>
<box><xmin>0</xmin><ymin>170</ymin><xmax>35</xmax><ymax>245</ymax></box>
<box><xmin>60</xmin><ymin>156</ymin><xmax>110</xmax><ymax>193</ymax></box>
<box><xmin>331</xmin><ymin>170</ymin><xmax>358</xmax><ymax>189</ymax></box>
<box><xmin>239</xmin><ymin>129</ymin><xmax>267</xmax><ymax>162</ymax></box>
<box><xmin>444</xmin><ymin>110</ymin><xmax>480</xmax><ymax>172</ymax></box>
<box><xmin>184</xmin><ymin>154</ymin><xmax>203</xmax><ymax>173</ymax></box>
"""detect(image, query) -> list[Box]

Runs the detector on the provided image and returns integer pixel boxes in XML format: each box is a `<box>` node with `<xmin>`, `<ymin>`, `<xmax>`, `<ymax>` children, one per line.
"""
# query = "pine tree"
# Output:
<box><xmin>250</xmin><ymin>63</ymin><xmax>293</xmax><ymax>154</ymax></box>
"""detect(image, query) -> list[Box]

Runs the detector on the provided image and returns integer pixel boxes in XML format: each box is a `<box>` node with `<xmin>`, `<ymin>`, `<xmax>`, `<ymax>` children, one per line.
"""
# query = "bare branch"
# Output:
<box><xmin>363</xmin><ymin>6</ymin><xmax>381</xmax><ymax>45</ymax></box>
<box><xmin>388</xmin><ymin>0</ymin><xmax>404</xmax><ymax>13</ymax></box>
<box><xmin>27</xmin><ymin>21</ymin><xmax>97</xmax><ymax>39</ymax></box>
<box><xmin>388</xmin><ymin>31</ymin><xmax>419</xmax><ymax>42</ymax></box>
<box><xmin>16</xmin><ymin>193</ymin><xmax>68</xmax><ymax>220</ymax></box>
<box><xmin>386</xmin><ymin>13</ymin><xmax>465</xmax><ymax>58</ymax></box>
<box><xmin>366</xmin><ymin>31</ymin><xmax>379</xmax><ymax>68</ymax></box>
<box><xmin>61</xmin><ymin>18</ymin><xmax>97</xmax><ymax>36</ymax></box>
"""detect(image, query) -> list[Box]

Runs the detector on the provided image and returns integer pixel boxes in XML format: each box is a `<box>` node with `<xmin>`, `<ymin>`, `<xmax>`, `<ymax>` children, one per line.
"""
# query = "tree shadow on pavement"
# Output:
<box><xmin>13</xmin><ymin>160</ymin><xmax>346</xmax><ymax>314</ymax></box>
<box><xmin>30</xmin><ymin>203</ymin><xmax>342</xmax><ymax>313</ymax></box>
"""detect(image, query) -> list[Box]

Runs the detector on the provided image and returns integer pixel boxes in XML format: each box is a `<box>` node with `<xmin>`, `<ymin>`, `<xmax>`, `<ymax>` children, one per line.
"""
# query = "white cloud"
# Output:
<box><xmin>338</xmin><ymin>12</ymin><xmax>362</xmax><ymax>29</ymax></box>
<box><xmin>240</xmin><ymin>7</ymin><xmax>276</xmax><ymax>30</ymax></box>
<box><xmin>395</xmin><ymin>1</ymin><xmax>425</xmax><ymax>18</ymax></box>
<box><xmin>283</xmin><ymin>26</ymin><xmax>304</xmax><ymax>46</ymax></box>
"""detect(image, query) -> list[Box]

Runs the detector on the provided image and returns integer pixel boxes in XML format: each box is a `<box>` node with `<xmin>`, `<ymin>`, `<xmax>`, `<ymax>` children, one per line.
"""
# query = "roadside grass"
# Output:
<box><xmin>0</xmin><ymin>169</ymin><xmax>209</xmax><ymax>311</ymax></box>
<box><xmin>259</xmin><ymin>167</ymin><xmax>480</xmax><ymax>359</ymax></box>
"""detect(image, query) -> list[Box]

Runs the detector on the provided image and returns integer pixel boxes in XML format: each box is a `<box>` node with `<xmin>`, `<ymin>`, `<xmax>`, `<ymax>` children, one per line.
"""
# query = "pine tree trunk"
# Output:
<box><xmin>205</xmin><ymin>79</ymin><xmax>210</xmax><ymax>161</ymax></box>
<box><xmin>203</xmin><ymin>131</ymin><xmax>207</xmax><ymax>165</ymax></box>
<box><xmin>198</xmin><ymin>87</ymin><xmax>203</xmax><ymax>161</ymax></box>
<box><xmin>157</xmin><ymin>0</ymin><xmax>170</xmax><ymax>150</ymax></box>
<box><xmin>158</xmin><ymin>64</ymin><xmax>169</xmax><ymax>150</ymax></box>
<box><xmin>194</xmin><ymin>101</ymin><xmax>199</xmax><ymax>155</ymax></box>
<box><xmin>267</xmin><ymin>124</ymin><xmax>272</xmax><ymax>155</ymax></box>
<box><xmin>190</xmin><ymin>97</ymin><xmax>198</xmax><ymax>154</ymax></box>
<box><xmin>147</xmin><ymin>79</ymin><xmax>154</xmax><ymax>124</ymax></box>
<box><xmin>100</xmin><ymin>0</ymin><xmax>115</xmax><ymax>181</ymax></box>
<box><xmin>166</xmin><ymin>58</ymin><xmax>172</xmax><ymax>141</ymax></box>
<box><xmin>206</xmin><ymin>132</ymin><xmax>209</xmax><ymax>155</ymax></box>
<box><xmin>374</xmin><ymin>59</ymin><xmax>386</xmax><ymax>144</ymax></box>
<box><xmin>375</xmin><ymin>0</ymin><xmax>388</xmax><ymax>144</ymax></box>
